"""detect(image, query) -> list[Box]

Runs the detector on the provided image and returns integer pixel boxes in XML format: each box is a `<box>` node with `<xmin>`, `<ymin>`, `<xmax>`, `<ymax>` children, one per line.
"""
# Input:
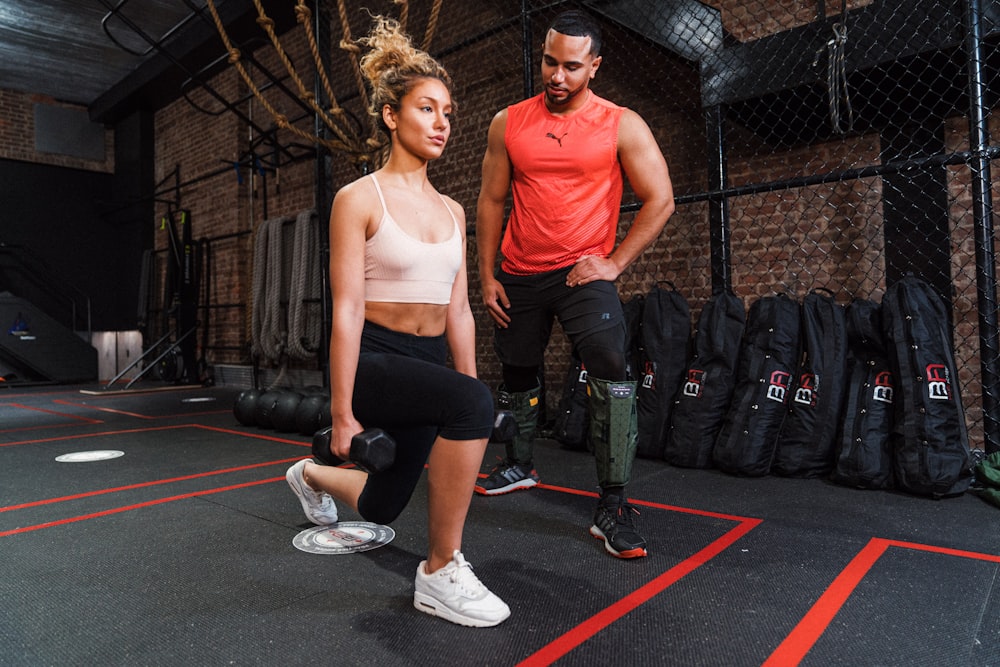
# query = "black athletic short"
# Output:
<box><xmin>352</xmin><ymin>321</ymin><xmax>493</xmax><ymax>524</ymax></box>
<box><xmin>493</xmin><ymin>266</ymin><xmax>626</xmax><ymax>369</ymax></box>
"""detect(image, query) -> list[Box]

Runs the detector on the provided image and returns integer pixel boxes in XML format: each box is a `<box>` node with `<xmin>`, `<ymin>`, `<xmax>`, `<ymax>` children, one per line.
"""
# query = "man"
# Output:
<box><xmin>476</xmin><ymin>9</ymin><xmax>674</xmax><ymax>559</ymax></box>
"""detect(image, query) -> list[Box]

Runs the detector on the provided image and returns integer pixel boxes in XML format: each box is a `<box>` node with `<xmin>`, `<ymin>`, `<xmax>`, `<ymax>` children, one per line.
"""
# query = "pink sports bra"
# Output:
<box><xmin>364</xmin><ymin>174</ymin><xmax>463</xmax><ymax>305</ymax></box>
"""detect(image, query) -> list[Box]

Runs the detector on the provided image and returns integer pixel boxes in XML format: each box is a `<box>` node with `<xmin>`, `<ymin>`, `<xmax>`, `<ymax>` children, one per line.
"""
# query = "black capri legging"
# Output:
<box><xmin>352</xmin><ymin>321</ymin><xmax>494</xmax><ymax>525</ymax></box>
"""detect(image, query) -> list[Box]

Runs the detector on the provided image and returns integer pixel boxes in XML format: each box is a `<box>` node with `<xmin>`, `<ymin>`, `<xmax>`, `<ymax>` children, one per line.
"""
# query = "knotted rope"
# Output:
<box><xmin>251</xmin><ymin>214</ymin><xmax>292</xmax><ymax>365</ymax></box>
<box><xmin>203</xmin><ymin>0</ymin><xmax>445</xmax><ymax>170</ymax></box>
<box><xmin>287</xmin><ymin>209</ymin><xmax>323</xmax><ymax>359</ymax></box>
<box><xmin>813</xmin><ymin>20</ymin><xmax>854</xmax><ymax>135</ymax></box>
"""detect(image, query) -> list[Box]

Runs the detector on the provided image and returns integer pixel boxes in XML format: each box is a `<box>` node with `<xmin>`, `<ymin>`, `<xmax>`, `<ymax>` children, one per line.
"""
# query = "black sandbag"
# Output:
<box><xmin>773</xmin><ymin>288</ymin><xmax>849</xmax><ymax>477</ymax></box>
<box><xmin>553</xmin><ymin>355</ymin><xmax>590</xmax><ymax>451</ymax></box>
<box><xmin>882</xmin><ymin>275</ymin><xmax>971</xmax><ymax>498</ymax></box>
<box><xmin>632</xmin><ymin>284</ymin><xmax>691</xmax><ymax>459</ymax></box>
<box><xmin>713</xmin><ymin>294</ymin><xmax>800</xmax><ymax>476</ymax></box>
<box><xmin>830</xmin><ymin>299</ymin><xmax>894</xmax><ymax>489</ymax></box>
<box><xmin>623</xmin><ymin>294</ymin><xmax>645</xmax><ymax>383</ymax></box>
<box><xmin>664</xmin><ymin>290</ymin><xmax>745</xmax><ymax>468</ymax></box>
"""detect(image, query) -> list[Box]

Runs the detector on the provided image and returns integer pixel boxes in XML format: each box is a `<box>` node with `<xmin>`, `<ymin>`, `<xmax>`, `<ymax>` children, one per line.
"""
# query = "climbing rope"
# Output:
<box><xmin>250</xmin><ymin>216</ymin><xmax>271</xmax><ymax>361</ymax></box>
<box><xmin>203</xmin><ymin>0</ymin><xmax>445</xmax><ymax>169</ymax></box>
<box><xmin>422</xmin><ymin>0</ymin><xmax>443</xmax><ymax>52</ymax></box>
<box><xmin>250</xmin><ymin>210</ymin><xmax>321</xmax><ymax>385</ymax></box>
<box><xmin>251</xmin><ymin>214</ymin><xmax>289</xmax><ymax>363</ymax></box>
<box><xmin>261</xmin><ymin>213</ymin><xmax>287</xmax><ymax>363</ymax></box>
<box><xmin>294</xmin><ymin>1</ymin><xmax>354</xmax><ymax>145</ymax></box>
<box><xmin>813</xmin><ymin>21</ymin><xmax>854</xmax><ymax>135</ymax></box>
<box><xmin>287</xmin><ymin>209</ymin><xmax>323</xmax><ymax>360</ymax></box>
<box><xmin>203</xmin><ymin>0</ymin><xmax>363</xmax><ymax>161</ymax></box>
<box><xmin>335</xmin><ymin>0</ymin><xmax>378</xmax><ymax>157</ymax></box>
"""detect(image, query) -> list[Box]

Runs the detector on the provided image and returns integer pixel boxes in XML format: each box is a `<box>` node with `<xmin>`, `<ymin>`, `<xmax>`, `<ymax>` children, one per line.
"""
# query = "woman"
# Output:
<box><xmin>284</xmin><ymin>17</ymin><xmax>509</xmax><ymax>628</ymax></box>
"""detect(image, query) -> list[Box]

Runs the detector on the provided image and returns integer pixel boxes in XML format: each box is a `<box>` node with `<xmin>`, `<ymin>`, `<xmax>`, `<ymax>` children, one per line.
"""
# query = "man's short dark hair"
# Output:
<box><xmin>548</xmin><ymin>10</ymin><xmax>602</xmax><ymax>57</ymax></box>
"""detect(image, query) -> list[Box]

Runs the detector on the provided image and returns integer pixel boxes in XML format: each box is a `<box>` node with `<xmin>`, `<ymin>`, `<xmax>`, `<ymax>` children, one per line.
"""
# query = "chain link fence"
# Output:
<box><xmin>146</xmin><ymin>0</ymin><xmax>999</xmax><ymax>452</ymax></box>
<box><xmin>413</xmin><ymin>0</ymin><xmax>999</xmax><ymax>452</ymax></box>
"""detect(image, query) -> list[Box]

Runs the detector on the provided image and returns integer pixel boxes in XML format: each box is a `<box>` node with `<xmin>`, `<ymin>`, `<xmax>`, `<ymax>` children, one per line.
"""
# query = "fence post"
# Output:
<box><xmin>963</xmin><ymin>0</ymin><xmax>1000</xmax><ymax>453</ymax></box>
<box><xmin>706</xmin><ymin>105</ymin><xmax>731</xmax><ymax>294</ymax></box>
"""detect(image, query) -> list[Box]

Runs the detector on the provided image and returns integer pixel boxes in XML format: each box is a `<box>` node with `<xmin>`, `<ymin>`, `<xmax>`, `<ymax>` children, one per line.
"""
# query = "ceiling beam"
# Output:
<box><xmin>90</xmin><ymin>0</ymin><xmax>297</xmax><ymax>124</ymax></box>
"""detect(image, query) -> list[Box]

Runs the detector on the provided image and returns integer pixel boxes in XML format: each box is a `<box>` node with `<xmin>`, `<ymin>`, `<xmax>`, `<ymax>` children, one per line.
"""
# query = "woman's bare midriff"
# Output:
<box><xmin>365</xmin><ymin>301</ymin><xmax>449</xmax><ymax>337</ymax></box>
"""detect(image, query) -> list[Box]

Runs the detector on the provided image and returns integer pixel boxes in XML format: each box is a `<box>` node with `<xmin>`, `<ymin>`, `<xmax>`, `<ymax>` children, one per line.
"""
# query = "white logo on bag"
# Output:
<box><xmin>683</xmin><ymin>369</ymin><xmax>704</xmax><ymax>397</ymax></box>
<box><xmin>641</xmin><ymin>361</ymin><xmax>655</xmax><ymax>389</ymax></box>
<box><xmin>793</xmin><ymin>372</ymin><xmax>817</xmax><ymax>406</ymax></box>
<box><xmin>873</xmin><ymin>370</ymin><xmax>893</xmax><ymax>404</ymax></box>
<box><xmin>926</xmin><ymin>363</ymin><xmax>951</xmax><ymax>400</ymax></box>
<box><xmin>767</xmin><ymin>370</ymin><xmax>791</xmax><ymax>403</ymax></box>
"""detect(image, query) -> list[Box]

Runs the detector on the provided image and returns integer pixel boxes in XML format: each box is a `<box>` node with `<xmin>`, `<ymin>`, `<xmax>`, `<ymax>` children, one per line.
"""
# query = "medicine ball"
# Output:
<box><xmin>294</xmin><ymin>394</ymin><xmax>326</xmax><ymax>436</ymax></box>
<box><xmin>271</xmin><ymin>390</ymin><xmax>303</xmax><ymax>432</ymax></box>
<box><xmin>254</xmin><ymin>389</ymin><xmax>284</xmax><ymax>429</ymax></box>
<box><xmin>233</xmin><ymin>388</ymin><xmax>260</xmax><ymax>426</ymax></box>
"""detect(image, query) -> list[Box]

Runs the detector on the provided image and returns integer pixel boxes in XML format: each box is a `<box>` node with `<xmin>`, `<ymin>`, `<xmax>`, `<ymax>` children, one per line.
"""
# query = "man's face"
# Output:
<box><xmin>540</xmin><ymin>30</ymin><xmax>601</xmax><ymax>109</ymax></box>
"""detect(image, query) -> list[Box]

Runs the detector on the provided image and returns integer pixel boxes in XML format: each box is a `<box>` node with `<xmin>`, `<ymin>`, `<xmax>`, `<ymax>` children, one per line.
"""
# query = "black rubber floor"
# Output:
<box><xmin>1</xmin><ymin>383</ymin><xmax>998</xmax><ymax>666</ymax></box>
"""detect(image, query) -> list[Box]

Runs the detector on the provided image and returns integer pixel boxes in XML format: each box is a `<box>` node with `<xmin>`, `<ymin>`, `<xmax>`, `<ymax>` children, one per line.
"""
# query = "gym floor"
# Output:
<box><xmin>2</xmin><ymin>382</ymin><xmax>998</xmax><ymax>666</ymax></box>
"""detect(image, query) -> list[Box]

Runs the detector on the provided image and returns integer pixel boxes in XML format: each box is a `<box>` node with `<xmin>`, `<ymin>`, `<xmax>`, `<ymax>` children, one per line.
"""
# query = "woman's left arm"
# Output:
<box><xmin>444</xmin><ymin>199</ymin><xmax>478</xmax><ymax>378</ymax></box>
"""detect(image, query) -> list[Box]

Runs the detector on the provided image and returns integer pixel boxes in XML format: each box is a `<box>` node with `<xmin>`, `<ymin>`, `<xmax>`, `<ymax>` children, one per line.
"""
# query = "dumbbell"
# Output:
<box><xmin>312</xmin><ymin>411</ymin><xmax>513</xmax><ymax>470</ymax></box>
<box><xmin>311</xmin><ymin>425</ymin><xmax>396</xmax><ymax>474</ymax></box>
<box><xmin>490</xmin><ymin>409</ymin><xmax>518</xmax><ymax>444</ymax></box>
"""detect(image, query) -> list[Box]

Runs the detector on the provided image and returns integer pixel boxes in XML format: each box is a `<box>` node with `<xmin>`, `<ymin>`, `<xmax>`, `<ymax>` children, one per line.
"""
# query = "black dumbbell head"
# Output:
<box><xmin>311</xmin><ymin>426</ymin><xmax>341</xmax><ymax>466</ymax></box>
<box><xmin>349</xmin><ymin>428</ymin><xmax>397</xmax><ymax>474</ymax></box>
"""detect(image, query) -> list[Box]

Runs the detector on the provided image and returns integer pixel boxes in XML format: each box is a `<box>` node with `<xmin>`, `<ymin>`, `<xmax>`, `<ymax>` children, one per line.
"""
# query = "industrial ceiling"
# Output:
<box><xmin>0</xmin><ymin>0</ymin><xmax>297</xmax><ymax>123</ymax></box>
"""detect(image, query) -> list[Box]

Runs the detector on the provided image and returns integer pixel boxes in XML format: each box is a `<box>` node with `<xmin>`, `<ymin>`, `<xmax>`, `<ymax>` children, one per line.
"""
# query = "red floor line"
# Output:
<box><xmin>52</xmin><ymin>398</ymin><xmax>232</xmax><ymax>420</ymax></box>
<box><xmin>0</xmin><ymin>421</ymin><xmax>103</xmax><ymax>435</ymax></box>
<box><xmin>0</xmin><ymin>389</ymin><xmax>80</xmax><ymax>399</ymax></box>
<box><xmin>762</xmin><ymin>537</ymin><xmax>889</xmax><ymax>667</ymax></box>
<box><xmin>762</xmin><ymin>537</ymin><xmax>1000</xmax><ymax>666</ymax></box>
<box><xmin>0</xmin><ymin>422</ymin><xmax>309</xmax><ymax>448</ymax></box>
<box><xmin>193</xmin><ymin>422</ymin><xmax>311</xmax><ymax>445</ymax></box>
<box><xmin>518</xmin><ymin>515</ymin><xmax>763</xmax><ymax>667</ymax></box>
<box><xmin>538</xmin><ymin>482</ymin><xmax>755</xmax><ymax>524</ymax></box>
<box><xmin>6</xmin><ymin>441</ymin><xmax>767</xmax><ymax>661</ymax></box>
<box><xmin>0</xmin><ymin>402</ymin><xmax>103</xmax><ymax>425</ymax></box>
<box><xmin>532</xmin><ymin>483</ymin><xmax>599</xmax><ymax>499</ymax></box>
<box><xmin>0</xmin><ymin>423</ymin><xmax>192</xmax><ymax>447</ymax></box>
<box><xmin>0</xmin><ymin>477</ymin><xmax>284</xmax><ymax>537</ymax></box>
<box><xmin>0</xmin><ymin>457</ymin><xmax>305</xmax><ymax>513</ymax></box>
<box><xmin>881</xmin><ymin>538</ymin><xmax>1000</xmax><ymax>562</ymax></box>
<box><xmin>49</xmin><ymin>400</ymin><xmax>155</xmax><ymax>419</ymax></box>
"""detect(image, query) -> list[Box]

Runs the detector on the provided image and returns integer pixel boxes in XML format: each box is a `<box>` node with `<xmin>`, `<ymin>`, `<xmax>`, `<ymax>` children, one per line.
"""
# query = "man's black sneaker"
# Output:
<box><xmin>475</xmin><ymin>459</ymin><xmax>540</xmax><ymax>496</ymax></box>
<box><xmin>590</xmin><ymin>493</ymin><xmax>647</xmax><ymax>558</ymax></box>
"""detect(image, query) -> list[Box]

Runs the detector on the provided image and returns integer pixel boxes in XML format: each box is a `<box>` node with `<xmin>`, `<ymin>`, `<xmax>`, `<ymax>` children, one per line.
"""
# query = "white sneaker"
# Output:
<box><xmin>285</xmin><ymin>459</ymin><xmax>338</xmax><ymax>525</ymax></box>
<box><xmin>413</xmin><ymin>550</ymin><xmax>511</xmax><ymax>627</ymax></box>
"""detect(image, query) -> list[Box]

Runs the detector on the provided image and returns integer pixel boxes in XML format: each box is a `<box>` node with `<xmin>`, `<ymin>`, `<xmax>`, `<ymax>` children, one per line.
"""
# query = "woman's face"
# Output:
<box><xmin>383</xmin><ymin>77</ymin><xmax>453</xmax><ymax>160</ymax></box>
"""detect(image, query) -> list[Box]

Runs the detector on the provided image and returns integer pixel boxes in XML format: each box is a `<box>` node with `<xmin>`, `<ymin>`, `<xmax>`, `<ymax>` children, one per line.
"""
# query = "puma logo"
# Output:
<box><xmin>545</xmin><ymin>132</ymin><xmax>568</xmax><ymax>147</ymax></box>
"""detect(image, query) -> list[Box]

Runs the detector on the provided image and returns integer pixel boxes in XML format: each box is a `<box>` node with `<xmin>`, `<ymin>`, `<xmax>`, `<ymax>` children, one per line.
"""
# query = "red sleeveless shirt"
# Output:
<box><xmin>500</xmin><ymin>90</ymin><xmax>625</xmax><ymax>275</ymax></box>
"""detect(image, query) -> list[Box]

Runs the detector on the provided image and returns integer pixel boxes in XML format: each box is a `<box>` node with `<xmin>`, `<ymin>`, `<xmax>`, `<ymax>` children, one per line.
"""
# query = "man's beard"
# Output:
<box><xmin>545</xmin><ymin>83</ymin><xmax>586</xmax><ymax>107</ymax></box>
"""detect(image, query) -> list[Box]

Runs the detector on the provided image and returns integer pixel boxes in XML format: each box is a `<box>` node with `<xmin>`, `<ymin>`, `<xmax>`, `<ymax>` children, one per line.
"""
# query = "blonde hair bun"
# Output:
<box><xmin>357</xmin><ymin>16</ymin><xmax>454</xmax><ymax>134</ymax></box>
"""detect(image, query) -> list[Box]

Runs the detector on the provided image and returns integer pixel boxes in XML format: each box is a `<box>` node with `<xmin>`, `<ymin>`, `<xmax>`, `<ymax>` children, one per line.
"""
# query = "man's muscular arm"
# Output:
<box><xmin>566</xmin><ymin>108</ymin><xmax>675</xmax><ymax>287</ymax></box>
<box><xmin>477</xmin><ymin>109</ymin><xmax>514</xmax><ymax>326</ymax></box>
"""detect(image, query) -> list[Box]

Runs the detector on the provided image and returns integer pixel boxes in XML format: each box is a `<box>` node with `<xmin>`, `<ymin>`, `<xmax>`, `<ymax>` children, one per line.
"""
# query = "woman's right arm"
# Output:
<box><xmin>327</xmin><ymin>180</ymin><xmax>370</xmax><ymax>460</ymax></box>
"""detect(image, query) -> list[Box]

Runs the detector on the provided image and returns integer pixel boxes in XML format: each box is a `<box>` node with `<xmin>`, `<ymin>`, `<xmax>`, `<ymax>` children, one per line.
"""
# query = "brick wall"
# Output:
<box><xmin>1</xmin><ymin>1</ymin><xmax>992</xmax><ymax>446</ymax></box>
<box><xmin>0</xmin><ymin>89</ymin><xmax>113</xmax><ymax>172</ymax></box>
<box><xmin>707</xmin><ymin>0</ymin><xmax>875</xmax><ymax>41</ymax></box>
<box><xmin>140</xmin><ymin>1</ymin><xmax>994</xmax><ymax>448</ymax></box>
